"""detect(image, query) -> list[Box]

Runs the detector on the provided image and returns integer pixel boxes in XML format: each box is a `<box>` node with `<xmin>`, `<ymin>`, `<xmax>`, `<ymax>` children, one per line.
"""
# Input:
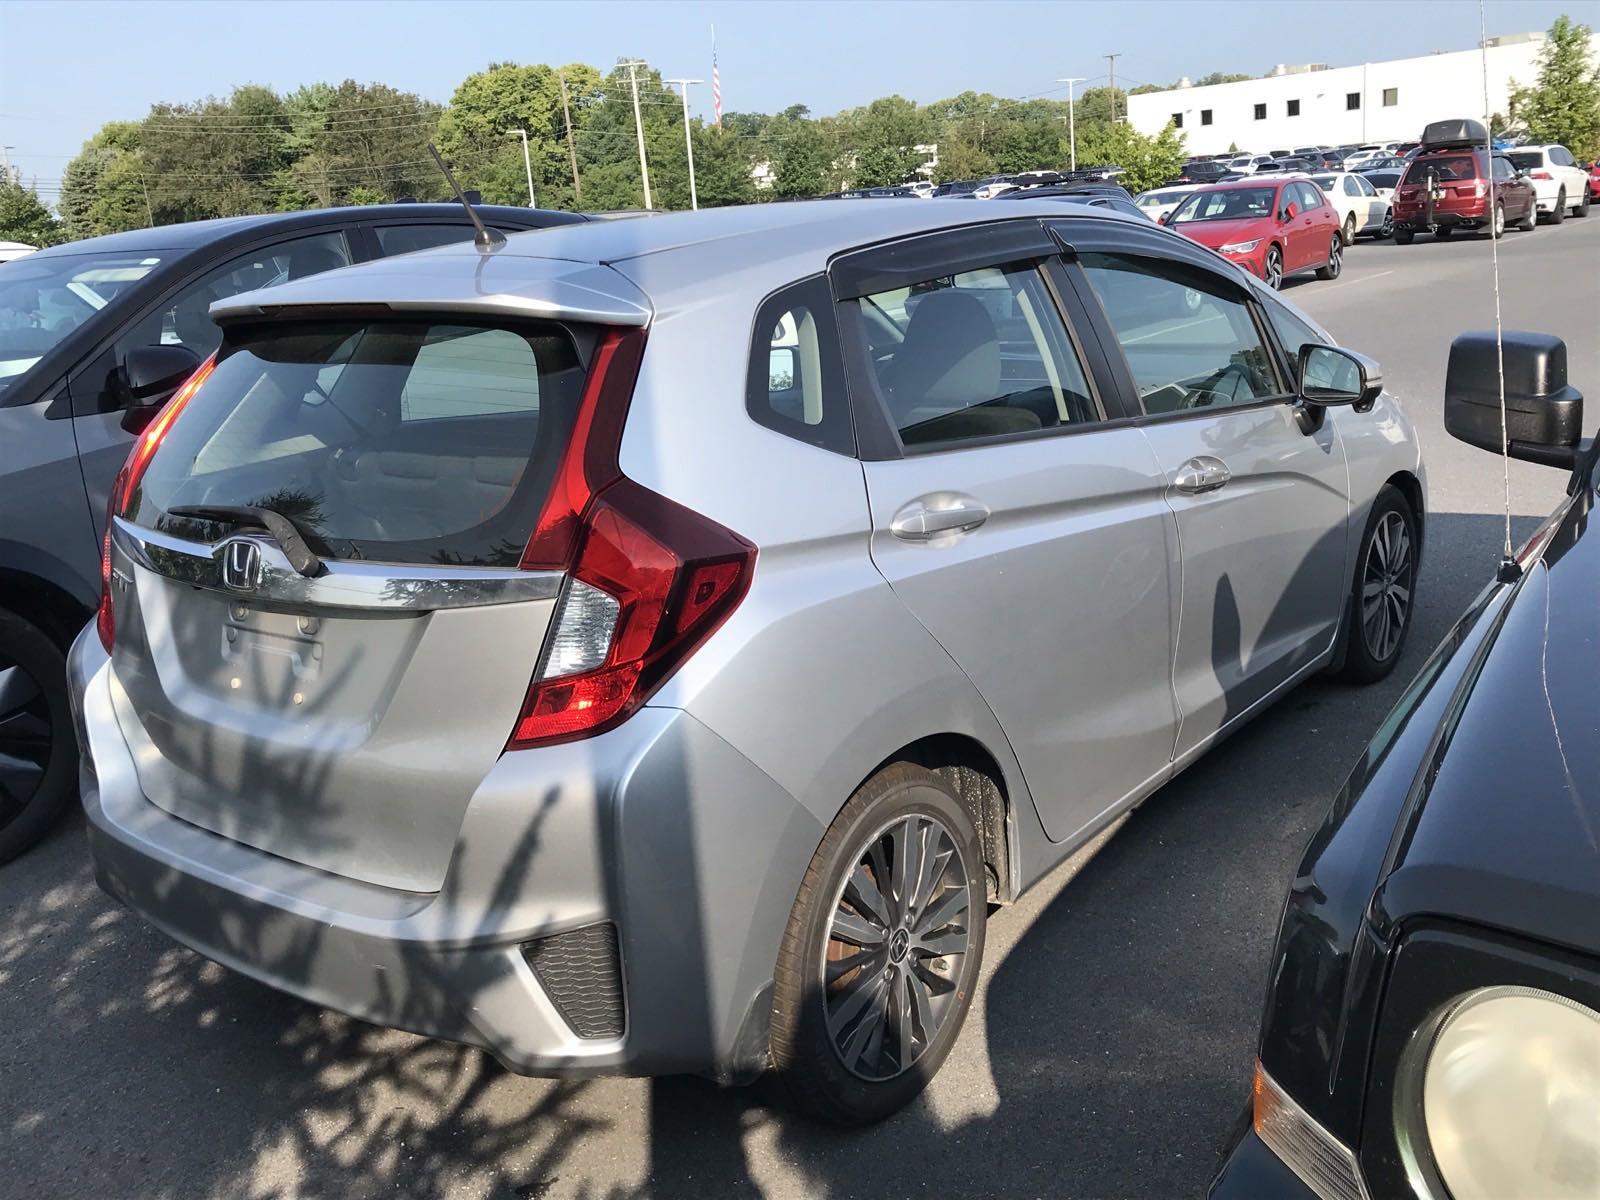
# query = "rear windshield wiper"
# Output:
<box><xmin>167</xmin><ymin>504</ymin><xmax>325</xmax><ymax>578</ymax></box>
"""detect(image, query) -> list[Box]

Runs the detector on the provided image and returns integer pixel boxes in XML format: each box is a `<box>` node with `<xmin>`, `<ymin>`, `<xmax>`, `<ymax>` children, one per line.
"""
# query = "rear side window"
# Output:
<box><xmin>128</xmin><ymin>319</ymin><xmax>588</xmax><ymax>567</ymax></box>
<box><xmin>856</xmin><ymin>261</ymin><xmax>1098</xmax><ymax>448</ymax></box>
<box><xmin>375</xmin><ymin>225</ymin><xmax>484</xmax><ymax>257</ymax></box>
<box><xmin>746</xmin><ymin>275</ymin><xmax>852</xmax><ymax>455</ymax></box>
<box><xmin>1080</xmin><ymin>253</ymin><xmax>1283</xmax><ymax>414</ymax></box>
<box><xmin>1404</xmin><ymin>155</ymin><xmax>1478</xmax><ymax>183</ymax></box>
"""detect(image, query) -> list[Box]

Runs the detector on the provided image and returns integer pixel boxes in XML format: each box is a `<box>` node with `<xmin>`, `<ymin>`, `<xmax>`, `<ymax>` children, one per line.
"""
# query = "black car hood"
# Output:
<box><xmin>1381</xmin><ymin>486</ymin><xmax>1599</xmax><ymax>957</ymax></box>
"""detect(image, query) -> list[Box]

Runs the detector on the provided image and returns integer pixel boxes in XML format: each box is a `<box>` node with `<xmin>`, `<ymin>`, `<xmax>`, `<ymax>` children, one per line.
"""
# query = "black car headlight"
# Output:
<box><xmin>1399</xmin><ymin>985</ymin><xmax>1600</xmax><ymax>1199</ymax></box>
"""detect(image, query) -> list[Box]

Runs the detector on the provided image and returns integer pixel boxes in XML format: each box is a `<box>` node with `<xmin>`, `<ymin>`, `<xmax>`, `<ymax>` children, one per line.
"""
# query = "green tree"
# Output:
<box><xmin>57</xmin><ymin>122</ymin><xmax>149</xmax><ymax>239</ymax></box>
<box><xmin>1077</xmin><ymin>120</ymin><xmax>1188</xmax><ymax>193</ymax></box>
<box><xmin>840</xmin><ymin>96</ymin><xmax>934</xmax><ymax>186</ymax></box>
<box><xmin>765</xmin><ymin>112</ymin><xmax>833</xmax><ymax>197</ymax></box>
<box><xmin>0</xmin><ymin>179</ymin><xmax>61</xmax><ymax>246</ymax></box>
<box><xmin>1508</xmin><ymin>15</ymin><xmax>1600</xmax><ymax>160</ymax></box>
<box><xmin>1195</xmin><ymin>71</ymin><xmax>1252</xmax><ymax>86</ymax></box>
<box><xmin>434</xmin><ymin>61</ymin><xmax>581</xmax><ymax>206</ymax></box>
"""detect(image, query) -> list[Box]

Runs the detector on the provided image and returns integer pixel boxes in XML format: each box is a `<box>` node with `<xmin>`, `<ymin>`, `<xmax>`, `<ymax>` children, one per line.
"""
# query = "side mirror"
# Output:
<box><xmin>121</xmin><ymin>345</ymin><xmax>202</xmax><ymax>433</ymax></box>
<box><xmin>1159</xmin><ymin>210</ymin><xmax>1173</xmax><ymax>225</ymax></box>
<box><xmin>1299</xmin><ymin>344</ymin><xmax>1383</xmax><ymax>410</ymax></box>
<box><xmin>1281</xmin><ymin>203</ymin><xmax>1296</xmax><ymax>221</ymax></box>
<box><xmin>1445</xmin><ymin>331</ymin><xmax>1585</xmax><ymax>468</ymax></box>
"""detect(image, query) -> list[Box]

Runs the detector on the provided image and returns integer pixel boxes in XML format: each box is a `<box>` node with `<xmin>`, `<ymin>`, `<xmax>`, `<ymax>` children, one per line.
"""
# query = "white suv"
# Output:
<box><xmin>1505</xmin><ymin>144</ymin><xmax>1592</xmax><ymax>222</ymax></box>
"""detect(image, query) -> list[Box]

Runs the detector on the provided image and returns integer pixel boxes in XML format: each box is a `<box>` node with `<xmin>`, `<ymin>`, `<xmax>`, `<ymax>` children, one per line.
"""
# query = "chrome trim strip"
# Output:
<box><xmin>112</xmin><ymin>518</ymin><xmax>562</xmax><ymax>612</ymax></box>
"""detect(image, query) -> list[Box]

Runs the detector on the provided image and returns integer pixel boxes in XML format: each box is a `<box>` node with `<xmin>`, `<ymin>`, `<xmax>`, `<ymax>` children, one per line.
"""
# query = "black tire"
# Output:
<box><xmin>1341</xmin><ymin>212</ymin><xmax>1357</xmax><ymax>246</ymax></box>
<box><xmin>1516</xmin><ymin>204</ymin><xmax>1538</xmax><ymax>232</ymax></box>
<box><xmin>1378</xmin><ymin>208</ymin><xmax>1395</xmax><ymax>239</ymax></box>
<box><xmin>1315</xmin><ymin>234</ymin><xmax>1342</xmax><ymax>280</ymax></box>
<box><xmin>1487</xmin><ymin>202</ymin><xmax>1506</xmax><ymax>239</ymax></box>
<box><xmin>1335</xmin><ymin>486</ymin><xmax>1419</xmax><ymax>684</ymax></box>
<box><xmin>1393</xmin><ymin>228</ymin><xmax>1415</xmax><ymax>245</ymax></box>
<box><xmin>0</xmin><ymin>610</ymin><xmax>77</xmax><ymax>864</ymax></box>
<box><xmin>1434</xmin><ymin>224</ymin><xmax>1454</xmax><ymax>239</ymax></box>
<box><xmin>1263</xmin><ymin>244</ymin><xmax>1284</xmax><ymax>289</ymax></box>
<box><xmin>1549</xmin><ymin>190</ymin><xmax>1565</xmax><ymax>224</ymax></box>
<box><xmin>1575</xmin><ymin>188</ymin><xmax>1589</xmax><ymax>218</ymax></box>
<box><xmin>770</xmin><ymin>762</ymin><xmax>987</xmax><ymax>1125</ymax></box>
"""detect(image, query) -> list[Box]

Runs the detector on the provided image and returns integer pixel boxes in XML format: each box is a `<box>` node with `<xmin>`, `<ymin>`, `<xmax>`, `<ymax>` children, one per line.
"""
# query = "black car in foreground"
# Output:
<box><xmin>1212</xmin><ymin>330</ymin><xmax>1599</xmax><ymax>1200</ymax></box>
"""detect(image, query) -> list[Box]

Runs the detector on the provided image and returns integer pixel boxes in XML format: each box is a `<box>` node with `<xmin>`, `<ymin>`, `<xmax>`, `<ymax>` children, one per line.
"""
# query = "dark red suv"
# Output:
<box><xmin>1393</xmin><ymin>145</ymin><xmax>1537</xmax><ymax>242</ymax></box>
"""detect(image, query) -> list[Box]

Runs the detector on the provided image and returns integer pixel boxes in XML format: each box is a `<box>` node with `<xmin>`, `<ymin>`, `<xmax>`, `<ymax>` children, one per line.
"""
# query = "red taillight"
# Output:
<box><xmin>507</xmin><ymin>330</ymin><xmax>756</xmax><ymax>750</ymax></box>
<box><xmin>97</xmin><ymin>352</ymin><xmax>217</xmax><ymax>653</ymax></box>
<box><xmin>113</xmin><ymin>353</ymin><xmax>216</xmax><ymax>517</ymax></box>
<box><xmin>1530</xmin><ymin>170</ymin><xmax>1554</xmax><ymax>181</ymax></box>
<box><xmin>96</xmin><ymin>523</ymin><xmax>115</xmax><ymax>652</ymax></box>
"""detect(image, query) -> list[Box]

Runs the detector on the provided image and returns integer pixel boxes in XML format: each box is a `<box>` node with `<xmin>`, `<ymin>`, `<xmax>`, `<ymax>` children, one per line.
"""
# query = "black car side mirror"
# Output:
<box><xmin>1445</xmin><ymin>331</ymin><xmax>1586</xmax><ymax>469</ymax></box>
<box><xmin>1299</xmin><ymin>344</ymin><xmax>1383</xmax><ymax>411</ymax></box>
<box><xmin>121</xmin><ymin>345</ymin><xmax>201</xmax><ymax>433</ymax></box>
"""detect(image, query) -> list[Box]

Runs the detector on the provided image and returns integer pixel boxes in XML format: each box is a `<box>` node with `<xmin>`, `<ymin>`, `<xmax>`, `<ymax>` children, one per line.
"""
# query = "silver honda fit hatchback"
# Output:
<box><xmin>71</xmin><ymin>200</ymin><xmax>1425</xmax><ymax>1124</ymax></box>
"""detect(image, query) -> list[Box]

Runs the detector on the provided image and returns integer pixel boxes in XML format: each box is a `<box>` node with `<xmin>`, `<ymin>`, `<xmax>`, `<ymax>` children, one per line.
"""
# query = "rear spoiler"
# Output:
<box><xmin>210</xmin><ymin>253</ymin><xmax>652</xmax><ymax>329</ymax></box>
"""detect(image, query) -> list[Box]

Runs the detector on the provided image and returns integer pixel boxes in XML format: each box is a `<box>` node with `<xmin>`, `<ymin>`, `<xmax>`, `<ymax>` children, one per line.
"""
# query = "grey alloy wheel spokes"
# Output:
<box><xmin>1361</xmin><ymin>510</ymin><xmax>1412</xmax><ymax>662</ymax></box>
<box><xmin>822</xmin><ymin>812</ymin><xmax>972</xmax><ymax>1082</ymax></box>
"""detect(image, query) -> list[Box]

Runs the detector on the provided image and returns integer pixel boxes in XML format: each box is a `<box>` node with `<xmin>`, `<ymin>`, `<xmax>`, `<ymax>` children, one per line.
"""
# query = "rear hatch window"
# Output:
<box><xmin>128</xmin><ymin>319</ymin><xmax>588</xmax><ymax>567</ymax></box>
<box><xmin>1403</xmin><ymin>154</ymin><xmax>1479</xmax><ymax>184</ymax></box>
<box><xmin>1506</xmin><ymin>151</ymin><xmax>1544</xmax><ymax>172</ymax></box>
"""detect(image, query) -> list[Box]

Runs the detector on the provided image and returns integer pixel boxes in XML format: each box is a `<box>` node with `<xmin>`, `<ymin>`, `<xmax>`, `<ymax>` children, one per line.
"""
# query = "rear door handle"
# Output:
<box><xmin>1172</xmin><ymin>456</ymin><xmax>1231</xmax><ymax>496</ymax></box>
<box><xmin>890</xmin><ymin>496</ymin><xmax>991</xmax><ymax>541</ymax></box>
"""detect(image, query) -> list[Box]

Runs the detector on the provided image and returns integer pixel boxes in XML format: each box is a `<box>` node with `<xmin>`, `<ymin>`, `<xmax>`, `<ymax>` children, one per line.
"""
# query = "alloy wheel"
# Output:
<box><xmin>1380</xmin><ymin>208</ymin><xmax>1395</xmax><ymax>238</ymax></box>
<box><xmin>1265</xmin><ymin>247</ymin><xmax>1284</xmax><ymax>289</ymax></box>
<box><xmin>1343</xmin><ymin>213</ymin><xmax>1356</xmax><ymax>245</ymax></box>
<box><xmin>1361</xmin><ymin>511</ymin><xmax>1412</xmax><ymax>662</ymax></box>
<box><xmin>1327</xmin><ymin>237</ymin><xmax>1342</xmax><ymax>277</ymax></box>
<box><xmin>0</xmin><ymin>656</ymin><xmax>52</xmax><ymax>831</ymax></box>
<box><xmin>1493</xmin><ymin>204</ymin><xmax>1505</xmax><ymax>238</ymax></box>
<box><xmin>821</xmin><ymin>812</ymin><xmax>974</xmax><ymax>1082</ymax></box>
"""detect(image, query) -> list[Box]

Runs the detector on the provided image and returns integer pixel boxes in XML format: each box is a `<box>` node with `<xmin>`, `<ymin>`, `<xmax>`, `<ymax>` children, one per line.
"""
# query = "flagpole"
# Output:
<box><xmin>711</xmin><ymin>23</ymin><xmax>722</xmax><ymax>129</ymax></box>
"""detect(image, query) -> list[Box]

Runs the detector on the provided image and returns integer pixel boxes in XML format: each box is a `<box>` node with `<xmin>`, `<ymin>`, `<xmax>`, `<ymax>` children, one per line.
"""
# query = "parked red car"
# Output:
<box><xmin>1392</xmin><ymin>145</ymin><xmax>1537</xmax><ymax>242</ymax></box>
<box><xmin>1588</xmin><ymin>159</ymin><xmax>1600</xmax><ymax>202</ymax></box>
<box><xmin>1164</xmin><ymin>178</ymin><xmax>1343</xmax><ymax>288</ymax></box>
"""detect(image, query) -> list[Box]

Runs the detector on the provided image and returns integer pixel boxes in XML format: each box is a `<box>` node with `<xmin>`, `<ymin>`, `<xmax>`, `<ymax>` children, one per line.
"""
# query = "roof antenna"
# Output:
<box><xmin>428</xmin><ymin>143</ymin><xmax>506</xmax><ymax>253</ymax></box>
<box><xmin>1477</xmin><ymin>0</ymin><xmax>1518</xmax><ymax>584</ymax></box>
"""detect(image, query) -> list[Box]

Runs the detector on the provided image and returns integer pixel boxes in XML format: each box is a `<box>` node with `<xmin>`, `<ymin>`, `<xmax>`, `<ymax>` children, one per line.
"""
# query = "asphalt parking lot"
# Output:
<box><xmin>3</xmin><ymin>214</ymin><xmax>1598</xmax><ymax>1200</ymax></box>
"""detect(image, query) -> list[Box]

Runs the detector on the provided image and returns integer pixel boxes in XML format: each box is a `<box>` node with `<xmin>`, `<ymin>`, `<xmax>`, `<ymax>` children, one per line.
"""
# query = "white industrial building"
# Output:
<box><xmin>1126</xmin><ymin>31</ymin><xmax>1600</xmax><ymax>156</ymax></box>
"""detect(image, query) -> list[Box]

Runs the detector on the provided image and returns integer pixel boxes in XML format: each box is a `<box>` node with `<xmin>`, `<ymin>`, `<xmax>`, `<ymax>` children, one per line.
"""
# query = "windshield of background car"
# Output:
<box><xmin>1506</xmin><ymin>151</ymin><xmax>1544</xmax><ymax>172</ymax></box>
<box><xmin>1170</xmin><ymin>187</ymin><xmax>1277</xmax><ymax>222</ymax></box>
<box><xmin>126</xmin><ymin>318</ymin><xmax>590</xmax><ymax>567</ymax></box>
<box><xmin>1403</xmin><ymin>154</ymin><xmax>1479</xmax><ymax>183</ymax></box>
<box><xmin>0</xmin><ymin>250</ymin><xmax>165</xmax><ymax>396</ymax></box>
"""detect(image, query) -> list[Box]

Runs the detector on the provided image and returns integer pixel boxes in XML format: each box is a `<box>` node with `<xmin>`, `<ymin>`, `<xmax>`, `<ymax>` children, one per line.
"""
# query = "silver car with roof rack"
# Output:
<box><xmin>71</xmin><ymin>198</ymin><xmax>1425</xmax><ymax>1123</ymax></box>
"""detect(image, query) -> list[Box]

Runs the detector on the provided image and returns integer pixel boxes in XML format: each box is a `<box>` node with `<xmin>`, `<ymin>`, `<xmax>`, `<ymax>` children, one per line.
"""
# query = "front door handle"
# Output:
<box><xmin>1172</xmin><ymin>456</ymin><xmax>1231</xmax><ymax>496</ymax></box>
<box><xmin>890</xmin><ymin>496</ymin><xmax>991</xmax><ymax>541</ymax></box>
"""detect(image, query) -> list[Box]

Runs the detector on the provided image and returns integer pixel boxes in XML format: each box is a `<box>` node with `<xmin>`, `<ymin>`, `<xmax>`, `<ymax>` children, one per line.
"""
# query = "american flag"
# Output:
<box><xmin>711</xmin><ymin>28</ymin><xmax>722</xmax><ymax>128</ymax></box>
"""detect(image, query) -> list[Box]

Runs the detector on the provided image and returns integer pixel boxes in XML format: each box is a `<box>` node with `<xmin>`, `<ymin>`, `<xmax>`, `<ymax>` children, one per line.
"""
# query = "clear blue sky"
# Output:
<box><xmin>0</xmin><ymin>0</ymin><xmax>1579</xmax><ymax>197</ymax></box>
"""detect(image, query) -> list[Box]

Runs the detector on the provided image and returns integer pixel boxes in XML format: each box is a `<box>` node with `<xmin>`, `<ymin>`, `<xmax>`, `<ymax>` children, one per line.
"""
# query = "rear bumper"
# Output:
<box><xmin>70</xmin><ymin>628</ymin><xmax>822</xmax><ymax>1081</ymax></box>
<box><xmin>1393</xmin><ymin>197</ymin><xmax>1489</xmax><ymax>229</ymax></box>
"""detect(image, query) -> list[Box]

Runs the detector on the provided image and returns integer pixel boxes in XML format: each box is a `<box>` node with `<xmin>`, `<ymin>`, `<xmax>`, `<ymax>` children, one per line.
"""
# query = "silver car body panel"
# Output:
<box><xmin>77</xmin><ymin>200</ymin><xmax>1426</xmax><ymax>1078</ymax></box>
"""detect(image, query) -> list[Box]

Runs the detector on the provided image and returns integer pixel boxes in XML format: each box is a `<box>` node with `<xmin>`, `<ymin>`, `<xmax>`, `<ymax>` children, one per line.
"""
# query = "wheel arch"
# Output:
<box><xmin>1383</xmin><ymin>469</ymin><xmax>1426</xmax><ymax>562</ymax></box>
<box><xmin>0</xmin><ymin>567</ymin><xmax>92</xmax><ymax>651</ymax></box>
<box><xmin>862</xmin><ymin>732</ymin><xmax>1016</xmax><ymax>904</ymax></box>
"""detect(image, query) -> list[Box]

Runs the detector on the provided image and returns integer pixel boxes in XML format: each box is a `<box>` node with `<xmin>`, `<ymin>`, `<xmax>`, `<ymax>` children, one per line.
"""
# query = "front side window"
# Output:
<box><xmin>1493</xmin><ymin>157</ymin><xmax>1515</xmax><ymax>181</ymax></box>
<box><xmin>1256</xmin><ymin>287</ymin><xmax>1329</xmax><ymax>381</ymax></box>
<box><xmin>857</xmin><ymin>261</ymin><xmax>1096</xmax><ymax>448</ymax></box>
<box><xmin>1080</xmin><ymin>253</ymin><xmax>1281</xmax><ymax>414</ymax></box>
<box><xmin>116</xmin><ymin>232</ymin><xmax>352</xmax><ymax>366</ymax></box>
<box><xmin>745</xmin><ymin>275</ymin><xmax>851</xmax><ymax>454</ymax></box>
<box><xmin>128</xmin><ymin>318</ymin><xmax>588</xmax><ymax>566</ymax></box>
<box><xmin>1343</xmin><ymin>176</ymin><xmax>1363</xmax><ymax>196</ymax></box>
<box><xmin>0</xmin><ymin>249</ymin><xmax>166</xmax><ymax>400</ymax></box>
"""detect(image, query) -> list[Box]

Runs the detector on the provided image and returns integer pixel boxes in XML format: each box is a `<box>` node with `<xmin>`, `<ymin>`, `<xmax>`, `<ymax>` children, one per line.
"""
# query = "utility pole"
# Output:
<box><xmin>0</xmin><ymin>145</ymin><xmax>12</xmax><ymax>183</ymax></box>
<box><xmin>664</xmin><ymin>79</ymin><xmax>703</xmax><ymax>210</ymax></box>
<box><xmin>1056</xmin><ymin>78</ymin><xmax>1085</xmax><ymax>171</ymax></box>
<box><xmin>505</xmin><ymin>128</ymin><xmax>536</xmax><ymax>207</ymax></box>
<box><xmin>1105</xmin><ymin>54</ymin><xmax>1121</xmax><ymax>123</ymax></box>
<box><xmin>559</xmin><ymin>73</ymin><xmax>581</xmax><ymax>199</ymax></box>
<box><xmin>620</xmin><ymin>59</ymin><xmax>653</xmax><ymax>209</ymax></box>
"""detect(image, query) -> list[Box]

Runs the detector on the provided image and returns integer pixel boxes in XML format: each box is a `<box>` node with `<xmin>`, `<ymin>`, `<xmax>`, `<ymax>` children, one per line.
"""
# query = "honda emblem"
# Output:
<box><xmin>220</xmin><ymin>538</ymin><xmax>263</xmax><ymax>592</ymax></box>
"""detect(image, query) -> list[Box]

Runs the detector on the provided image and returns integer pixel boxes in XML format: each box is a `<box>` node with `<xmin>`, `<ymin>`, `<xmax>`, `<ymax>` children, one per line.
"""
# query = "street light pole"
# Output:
<box><xmin>1057</xmin><ymin>78</ymin><xmax>1085</xmax><ymax>172</ymax></box>
<box><xmin>620</xmin><ymin>60</ymin><xmax>653</xmax><ymax>209</ymax></box>
<box><xmin>505</xmin><ymin>129</ymin><xmax>535</xmax><ymax>207</ymax></box>
<box><xmin>664</xmin><ymin>78</ymin><xmax>703</xmax><ymax>210</ymax></box>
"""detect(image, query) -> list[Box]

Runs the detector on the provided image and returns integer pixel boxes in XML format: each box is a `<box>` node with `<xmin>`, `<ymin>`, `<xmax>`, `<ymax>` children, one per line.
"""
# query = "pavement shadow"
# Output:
<box><xmin>0</xmin><ymin>510</ymin><xmax>1543</xmax><ymax>1200</ymax></box>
